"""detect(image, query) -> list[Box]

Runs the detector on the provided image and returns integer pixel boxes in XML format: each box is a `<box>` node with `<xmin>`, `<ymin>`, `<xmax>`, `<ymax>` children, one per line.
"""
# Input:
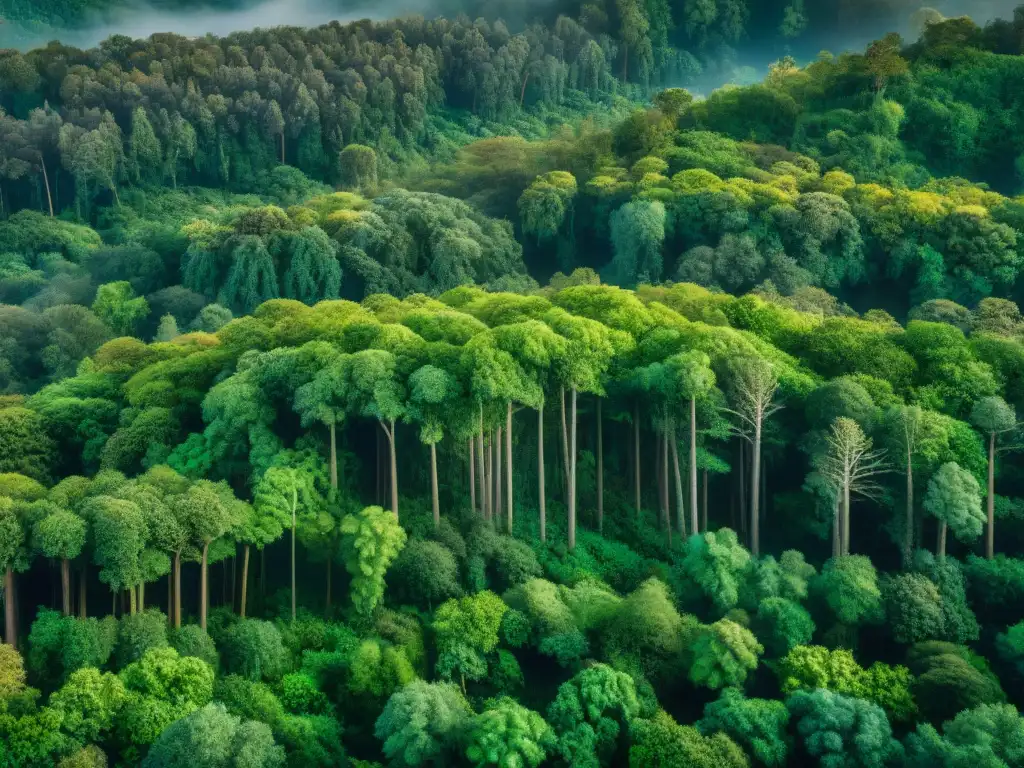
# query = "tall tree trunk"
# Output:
<box><xmin>128</xmin><ymin>582</ymin><xmax>136</xmax><ymax>615</ymax></box>
<box><xmin>751</xmin><ymin>418</ymin><xmax>762</xmax><ymax>557</ymax></box>
<box><xmin>479</xmin><ymin>409</ymin><xmax>488</xmax><ymax>521</ymax></box>
<box><xmin>200</xmin><ymin>543</ymin><xmax>209</xmax><ymax>631</ymax></box>
<box><xmin>904</xmin><ymin>449</ymin><xmax>915</xmax><ymax>568</ymax></box>
<box><xmin>430</xmin><ymin>442</ymin><xmax>440</xmax><ymax>530</ymax></box>
<box><xmin>41</xmin><ymin>161</ymin><xmax>54</xmax><ymax>217</ymax></box>
<box><xmin>842</xmin><ymin>471</ymin><xmax>851</xmax><ymax>556</ymax></box>
<box><xmin>671</xmin><ymin>426</ymin><xmax>686</xmax><ymax>537</ymax></box>
<box><xmin>376</xmin><ymin>427</ymin><xmax>383</xmax><ymax>506</ymax></box>
<box><xmin>689</xmin><ymin>397</ymin><xmax>699</xmax><ymax>535</ymax></box>
<box><xmin>174</xmin><ymin>551</ymin><xmax>182</xmax><ymax>629</ymax></box>
<box><xmin>240</xmin><ymin>544</ymin><xmax>250</xmax><ymax>619</ymax></box>
<box><xmin>139</xmin><ymin>582</ymin><xmax>145</xmax><ymax>612</ymax></box>
<box><xmin>389</xmin><ymin>420</ymin><xmax>398</xmax><ymax>519</ymax></box>
<box><xmin>485</xmin><ymin>433</ymin><xmax>492</xmax><ymax>522</ymax></box>
<box><xmin>560</xmin><ymin>387</ymin><xmax>570</xmax><ymax>500</ymax></box>
<box><xmin>538</xmin><ymin>402</ymin><xmax>546</xmax><ymax>542</ymax></box>
<box><xmin>79</xmin><ymin>563</ymin><xmax>87</xmax><ymax>618</ymax></box>
<box><xmin>329</xmin><ymin>422</ymin><xmax>338</xmax><ymax>491</ymax></box>
<box><xmin>987</xmin><ymin>431</ymin><xmax>995</xmax><ymax>559</ymax></box>
<box><xmin>280</xmin><ymin>132</ymin><xmax>286</xmax><ymax>164</ymax></box>
<box><xmin>832</xmin><ymin>497</ymin><xmax>841</xmax><ymax>558</ymax></box>
<box><xmin>520</xmin><ymin>72</ymin><xmax>530</xmax><ymax>106</ymax></box>
<box><xmin>61</xmin><ymin>558</ymin><xmax>71</xmax><ymax>616</ymax></box>
<box><xmin>661</xmin><ymin>417</ymin><xmax>671</xmax><ymax>545</ymax></box>
<box><xmin>702</xmin><ymin>470</ymin><xmax>709</xmax><ymax>532</ymax></box>
<box><xmin>634</xmin><ymin>403</ymin><xmax>642</xmax><ymax>514</ymax></box>
<box><xmin>656</xmin><ymin>431</ymin><xmax>665</xmax><ymax>527</ymax></box>
<box><xmin>596</xmin><ymin>399</ymin><xmax>604</xmax><ymax>534</ymax></box>
<box><xmin>568</xmin><ymin>386</ymin><xmax>578</xmax><ymax>550</ymax></box>
<box><xmin>739</xmin><ymin>441</ymin><xmax>747</xmax><ymax>536</ymax></box>
<box><xmin>291</xmin><ymin>484</ymin><xmax>298</xmax><ymax>622</ymax></box>
<box><xmin>3</xmin><ymin>567</ymin><xmax>14</xmax><ymax>646</ymax></box>
<box><xmin>937</xmin><ymin>520</ymin><xmax>947</xmax><ymax>560</ymax></box>
<box><xmin>491</xmin><ymin>423</ymin><xmax>499</xmax><ymax>528</ymax></box>
<box><xmin>469</xmin><ymin>437</ymin><xmax>476</xmax><ymax>514</ymax></box>
<box><xmin>506</xmin><ymin>403</ymin><xmax>513</xmax><ymax>535</ymax></box>
<box><xmin>167</xmin><ymin>571</ymin><xmax>172</xmax><ymax>626</ymax></box>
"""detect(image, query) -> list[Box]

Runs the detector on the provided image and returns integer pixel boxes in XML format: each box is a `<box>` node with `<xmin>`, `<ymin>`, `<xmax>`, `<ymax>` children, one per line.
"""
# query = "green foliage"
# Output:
<box><xmin>389</xmin><ymin>540</ymin><xmax>462</xmax><ymax>610</ymax></box>
<box><xmin>688</xmin><ymin>619</ymin><xmax>763</xmax><ymax>690</ymax></box>
<box><xmin>141</xmin><ymin>702</ymin><xmax>285</xmax><ymax>768</ymax></box>
<box><xmin>115</xmin><ymin>611</ymin><xmax>169</xmax><ymax>669</ymax></box>
<box><xmin>785</xmin><ymin>689</ymin><xmax>902</xmax><ymax>768</ymax></box>
<box><xmin>465</xmin><ymin>697</ymin><xmax>553</xmax><ymax>768</ymax></box>
<box><xmin>433</xmin><ymin>591</ymin><xmax>507</xmax><ymax>686</ymax></box>
<box><xmin>755</xmin><ymin>598</ymin><xmax>815</xmax><ymax>657</ymax></box>
<box><xmin>340</xmin><ymin>506</ymin><xmax>407</xmax><ymax>617</ymax></box>
<box><xmin>698</xmin><ymin>689</ymin><xmax>790</xmax><ymax>768</ymax></box>
<box><xmin>675</xmin><ymin>529</ymin><xmax>751</xmax><ymax>615</ymax></box>
<box><xmin>629</xmin><ymin>710</ymin><xmax>749</xmax><ymax>768</ymax></box>
<box><xmin>547</xmin><ymin>664</ymin><xmax>640</xmax><ymax>767</ymax></box>
<box><xmin>905</xmin><ymin>703</ymin><xmax>1024</xmax><ymax>768</ymax></box>
<box><xmin>374</xmin><ymin>680</ymin><xmax>472</xmax><ymax>768</ymax></box>
<box><xmin>221</xmin><ymin>620</ymin><xmax>289</xmax><ymax>682</ymax></box>
<box><xmin>924</xmin><ymin>462</ymin><xmax>985</xmax><ymax>548</ymax></box>
<box><xmin>169</xmin><ymin>626</ymin><xmax>219</xmax><ymax>671</ymax></box>
<box><xmin>92</xmin><ymin>282</ymin><xmax>150</xmax><ymax>337</ymax></box>
<box><xmin>812</xmin><ymin>556</ymin><xmax>883</xmax><ymax>627</ymax></box>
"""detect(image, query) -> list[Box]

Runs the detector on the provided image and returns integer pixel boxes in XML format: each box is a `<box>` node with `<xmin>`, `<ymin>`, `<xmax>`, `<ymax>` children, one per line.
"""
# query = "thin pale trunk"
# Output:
<box><xmin>3</xmin><ymin>567</ymin><xmax>14</xmax><ymax>646</ymax></box>
<box><xmin>634</xmin><ymin>403</ymin><xmax>642</xmax><ymax>514</ymax></box>
<box><xmin>702</xmin><ymin>470</ymin><xmax>709</xmax><ymax>532</ymax></box>
<box><xmin>61</xmin><ymin>558</ymin><xmax>71</xmax><ymax>616</ymax></box>
<box><xmin>140</xmin><ymin>582</ymin><xmax>145</xmax><ymax>612</ymax></box>
<box><xmin>389</xmin><ymin>420</ymin><xmax>398</xmax><ymax>519</ymax></box>
<box><xmin>904</xmin><ymin>449</ymin><xmax>915</xmax><ymax>568</ymax></box>
<box><xmin>110</xmin><ymin>184</ymin><xmax>120</xmax><ymax>206</ymax></box>
<box><xmin>469</xmin><ymin>437</ymin><xmax>476</xmax><ymax>514</ymax></box>
<box><xmin>739</xmin><ymin>441</ymin><xmax>747</xmax><ymax>535</ymax></box>
<box><xmin>291</xmin><ymin>485</ymin><xmax>298</xmax><ymax>622</ymax></box>
<box><xmin>496</xmin><ymin>425</ymin><xmax>503</xmax><ymax>525</ymax></box>
<box><xmin>240</xmin><ymin>545</ymin><xmax>250</xmax><ymax>619</ymax></box>
<box><xmin>329</xmin><ymin>422</ymin><xmax>338</xmax><ymax>491</ymax></box>
<box><xmin>478</xmin><ymin>409</ymin><xmax>488</xmax><ymax>520</ymax></box>
<box><xmin>987</xmin><ymin>432</ymin><xmax>995</xmax><ymax>559</ymax></box>
<box><xmin>539</xmin><ymin>402</ymin><xmax>546</xmax><ymax>542</ymax></box>
<box><xmin>506</xmin><ymin>403</ymin><xmax>513</xmax><ymax>535</ymax></box>
<box><xmin>129</xmin><ymin>582</ymin><xmax>137</xmax><ymax>615</ymax></box>
<box><xmin>842</xmin><ymin>471</ymin><xmax>851</xmax><ymax>556</ymax></box>
<box><xmin>568</xmin><ymin>386</ymin><xmax>578</xmax><ymax>550</ymax></box>
<box><xmin>597</xmin><ymin>399</ymin><xmax>604</xmax><ymax>534</ymax></box>
<box><xmin>662</xmin><ymin>416</ymin><xmax>671</xmax><ymax>545</ymax></box>
<box><xmin>520</xmin><ymin>72</ymin><xmax>529</xmax><ymax>106</ymax></box>
<box><xmin>671</xmin><ymin>426</ymin><xmax>686</xmax><ymax>537</ymax></box>
<box><xmin>79</xmin><ymin>563</ymin><xmax>87</xmax><ymax>618</ymax></box>
<box><xmin>41</xmin><ymin>161</ymin><xmax>54</xmax><ymax>217</ymax></box>
<box><xmin>174</xmin><ymin>551</ymin><xmax>182</xmax><ymax>629</ymax></box>
<box><xmin>200</xmin><ymin>543</ymin><xmax>209</xmax><ymax>631</ymax></box>
<box><xmin>656</xmin><ymin>431</ymin><xmax>665</xmax><ymax>527</ymax></box>
<box><xmin>689</xmin><ymin>397</ymin><xmax>699</xmax><ymax>535</ymax></box>
<box><xmin>560</xmin><ymin>387</ymin><xmax>570</xmax><ymax>499</ymax></box>
<box><xmin>751</xmin><ymin>418</ymin><xmax>762</xmax><ymax>557</ymax></box>
<box><xmin>430</xmin><ymin>442</ymin><xmax>440</xmax><ymax>530</ymax></box>
<box><xmin>485</xmin><ymin>433</ymin><xmax>492</xmax><ymax>522</ymax></box>
<box><xmin>376</xmin><ymin>427</ymin><xmax>383</xmax><ymax>505</ymax></box>
<box><xmin>938</xmin><ymin>520</ymin><xmax>947</xmax><ymax>560</ymax></box>
<box><xmin>832</xmin><ymin>497</ymin><xmax>841</xmax><ymax>558</ymax></box>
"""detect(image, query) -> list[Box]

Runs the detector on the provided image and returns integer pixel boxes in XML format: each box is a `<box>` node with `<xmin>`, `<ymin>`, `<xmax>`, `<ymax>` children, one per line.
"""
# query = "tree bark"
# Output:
<box><xmin>376</xmin><ymin>427</ymin><xmax>383</xmax><ymax>506</ymax></box>
<box><xmin>560</xmin><ymin>387</ymin><xmax>570</xmax><ymax>500</ymax></box>
<box><xmin>520</xmin><ymin>72</ymin><xmax>530</xmax><ymax>106</ymax></box>
<box><xmin>661</xmin><ymin>416</ymin><xmax>671</xmax><ymax>545</ymax></box>
<box><xmin>80</xmin><ymin>563</ymin><xmax>87</xmax><ymax>618</ymax></box>
<box><xmin>987</xmin><ymin>431</ymin><xmax>995</xmax><ymax>559</ymax></box>
<box><xmin>904</xmin><ymin>448</ymin><xmax>915</xmax><ymax>568</ymax></box>
<box><xmin>596</xmin><ymin>398</ymin><xmax>604</xmax><ymax>534</ymax></box>
<box><xmin>634</xmin><ymin>403</ymin><xmax>642</xmax><ymax>514</ymax></box>
<box><xmin>689</xmin><ymin>397</ymin><xmax>699</xmax><ymax>535</ymax></box>
<box><xmin>469</xmin><ymin>437</ymin><xmax>476</xmax><ymax>514</ymax></box>
<box><xmin>167</xmin><ymin>570</ymin><xmax>172</xmax><ymax>626</ymax></box>
<box><xmin>3</xmin><ymin>567</ymin><xmax>14</xmax><ymax>646</ymax></box>
<box><xmin>200</xmin><ymin>543</ymin><xmax>209</xmax><ymax>631</ymax></box>
<box><xmin>739</xmin><ymin>441</ymin><xmax>747</xmax><ymax>536</ymax></box>
<box><xmin>61</xmin><ymin>558</ymin><xmax>71</xmax><ymax>616</ymax></box>
<box><xmin>938</xmin><ymin>520</ymin><xmax>947</xmax><ymax>560</ymax></box>
<box><xmin>430</xmin><ymin>442</ymin><xmax>440</xmax><ymax>530</ymax></box>
<box><xmin>670</xmin><ymin>426</ymin><xmax>686</xmax><ymax>537</ymax></box>
<box><xmin>538</xmin><ymin>402</ymin><xmax>546</xmax><ymax>542</ymax></box>
<box><xmin>496</xmin><ymin>425</ymin><xmax>503</xmax><ymax>525</ymax></box>
<box><xmin>389</xmin><ymin>420</ymin><xmax>398</xmax><ymax>519</ymax></box>
<box><xmin>832</xmin><ymin>497</ymin><xmax>841</xmax><ymax>558</ymax></box>
<box><xmin>506</xmin><ymin>403</ymin><xmax>513</xmax><ymax>535</ymax></box>
<box><xmin>291</xmin><ymin>483</ymin><xmax>297</xmax><ymax>623</ymax></box>
<box><xmin>568</xmin><ymin>386</ymin><xmax>578</xmax><ymax>550</ymax></box>
<box><xmin>484</xmin><ymin>433</ymin><xmax>492</xmax><ymax>522</ymax></box>
<box><xmin>479</xmin><ymin>409</ymin><xmax>488</xmax><ymax>521</ymax></box>
<box><xmin>174</xmin><ymin>551</ymin><xmax>182</xmax><ymax>629</ymax></box>
<box><xmin>329</xmin><ymin>422</ymin><xmax>338</xmax><ymax>491</ymax></box>
<box><xmin>751</xmin><ymin>417</ymin><xmax>762</xmax><ymax>557</ymax></box>
<box><xmin>41</xmin><ymin>161</ymin><xmax>54</xmax><ymax>218</ymax></box>
<box><xmin>240</xmin><ymin>544</ymin><xmax>250</xmax><ymax>619</ymax></box>
<box><xmin>139</xmin><ymin>582</ymin><xmax>145</xmax><ymax>612</ymax></box>
<box><xmin>842</xmin><ymin>470</ymin><xmax>851</xmax><ymax>556</ymax></box>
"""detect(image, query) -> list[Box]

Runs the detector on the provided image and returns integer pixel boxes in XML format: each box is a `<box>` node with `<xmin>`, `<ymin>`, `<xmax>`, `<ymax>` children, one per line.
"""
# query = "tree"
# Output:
<box><xmin>130</xmin><ymin>108</ymin><xmax>163</xmax><ymax>184</ymax></box>
<box><xmin>905</xmin><ymin>703</ymin><xmax>1024</xmax><ymax>768</ymax></box>
<box><xmin>865</xmin><ymin>33</ymin><xmax>908</xmax><ymax>92</ymax></box>
<box><xmin>667</xmin><ymin>351</ymin><xmax>716</xmax><ymax>535</ymax></box>
<box><xmin>281</xmin><ymin>227</ymin><xmax>342</xmax><ymax>305</ymax></box>
<box><xmin>697</xmin><ymin>688</ymin><xmax>790</xmax><ymax>768</ymax></box>
<box><xmin>255</xmin><ymin>460</ymin><xmax>327</xmax><ymax>622</ymax></box>
<box><xmin>923</xmin><ymin>462</ymin><xmax>984</xmax><ymax>560</ymax></box>
<box><xmin>0</xmin><ymin>497</ymin><xmax>24</xmax><ymax>645</ymax></box>
<box><xmin>407</xmin><ymin>364</ymin><xmax>459</xmax><ymax>529</ymax></box>
<box><xmin>92</xmin><ymin>282</ymin><xmax>150</xmax><ymax>336</ymax></box>
<box><xmin>50</xmin><ymin>667</ymin><xmax>126</xmax><ymax>745</ymax></box>
<box><xmin>142</xmin><ymin>702</ymin><xmax>285</xmax><ymax>768</ymax></box>
<box><xmin>675</xmin><ymin>529</ymin><xmax>751</xmax><ymax>615</ymax></box>
<box><xmin>755</xmin><ymin>598</ymin><xmax>815</xmax><ymax>656</ymax></box>
<box><xmin>607</xmin><ymin>200</ymin><xmax>666</xmax><ymax>286</ymax></box>
<box><xmin>465</xmin><ymin>697</ymin><xmax>553</xmax><ymax>768</ymax></box>
<box><xmin>374</xmin><ymin>680</ymin><xmax>472</xmax><ymax>768</ymax></box>
<box><xmin>154</xmin><ymin>315</ymin><xmax>180</xmax><ymax>343</ymax></box>
<box><xmin>970</xmin><ymin>396</ymin><xmax>1018</xmax><ymax>558</ymax></box>
<box><xmin>723</xmin><ymin>357</ymin><xmax>781</xmax><ymax>557</ymax></box>
<box><xmin>688</xmin><ymin>618</ymin><xmax>763</xmax><ymax>690</ymax></box>
<box><xmin>813</xmin><ymin>555</ymin><xmax>883</xmax><ymax>627</ymax></box>
<box><xmin>786</xmin><ymin>689</ymin><xmax>902</xmax><ymax>768</ymax></box>
<box><xmin>339</xmin><ymin>506</ymin><xmax>407</xmax><ymax>616</ymax></box>
<box><xmin>88</xmin><ymin>495</ymin><xmax>146</xmax><ymax>614</ymax></box>
<box><xmin>176</xmin><ymin>481</ymin><xmax>239</xmax><ymax>631</ymax></box>
<box><xmin>339</xmin><ymin>145</ymin><xmax>378</xmax><ymax>190</ymax></box>
<box><xmin>815</xmin><ymin>417</ymin><xmax>887</xmax><ymax>557</ymax></box>
<box><xmin>33</xmin><ymin>508</ymin><xmax>85</xmax><ymax>616</ymax></box>
<box><xmin>390</xmin><ymin>540</ymin><xmax>462</xmax><ymax>610</ymax></box>
<box><xmin>0</xmin><ymin>642</ymin><xmax>26</xmax><ymax>697</ymax></box>
<box><xmin>433</xmin><ymin>591</ymin><xmax>507</xmax><ymax>692</ymax></box>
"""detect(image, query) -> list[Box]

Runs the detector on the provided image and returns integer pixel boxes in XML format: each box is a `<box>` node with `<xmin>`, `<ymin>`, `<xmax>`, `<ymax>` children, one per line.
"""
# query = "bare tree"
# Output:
<box><xmin>884</xmin><ymin>405</ymin><xmax>924</xmax><ymax>569</ymax></box>
<box><xmin>723</xmin><ymin>357</ymin><xmax>782</xmax><ymax>556</ymax></box>
<box><xmin>817</xmin><ymin>417</ymin><xmax>888</xmax><ymax>556</ymax></box>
